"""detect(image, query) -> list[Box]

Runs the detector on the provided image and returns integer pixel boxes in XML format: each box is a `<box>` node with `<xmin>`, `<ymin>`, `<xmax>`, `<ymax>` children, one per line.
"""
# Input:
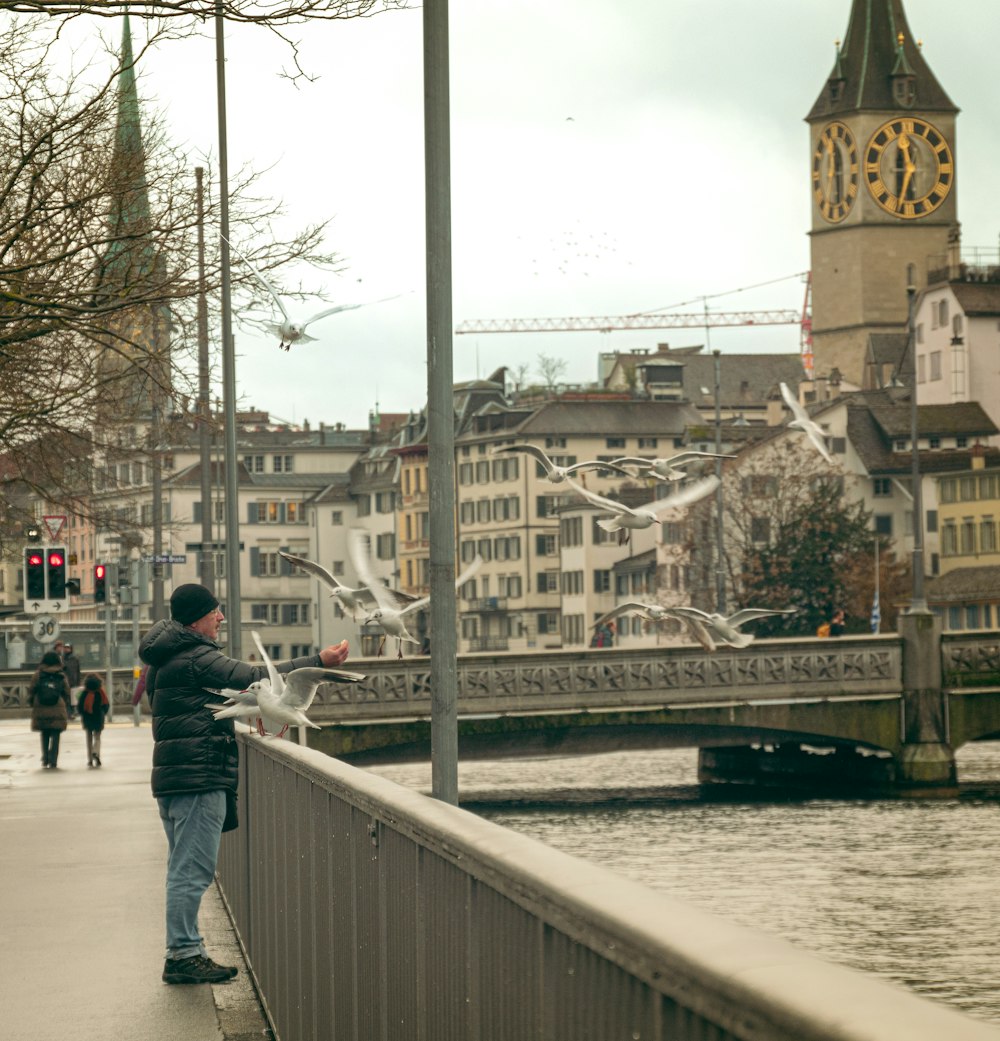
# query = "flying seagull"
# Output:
<box><xmin>278</xmin><ymin>549</ymin><xmax>419</xmax><ymax>621</ymax></box>
<box><xmin>660</xmin><ymin>605</ymin><xmax>797</xmax><ymax>651</ymax></box>
<box><xmin>349</xmin><ymin>529</ymin><xmax>482</xmax><ymax>657</ymax></box>
<box><xmin>565</xmin><ymin>474</ymin><xmax>719</xmax><ymax>544</ymax></box>
<box><xmin>207</xmin><ymin>633</ymin><xmax>365</xmax><ymax>737</ymax></box>
<box><xmin>610</xmin><ymin>450</ymin><xmax>735</xmax><ymax>482</ymax></box>
<box><xmin>779</xmin><ymin>382</ymin><xmax>834</xmax><ymax>464</ymax></box>
<box><xmin>491</xmin><ymin>443</ymin><xmax>630</xmax><ymax>484</ymax></box>
<box><xmin>225</xmin><ymin>236</ymin><xmax>397</xmax><ymax>350</ymax></box>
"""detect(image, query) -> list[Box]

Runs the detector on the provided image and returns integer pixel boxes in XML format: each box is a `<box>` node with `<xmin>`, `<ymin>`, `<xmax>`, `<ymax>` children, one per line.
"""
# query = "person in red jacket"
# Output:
<box><xmin>78</xmin><ymin>674</ymin><xmax>110</xmax><ymax>767</ymax></box>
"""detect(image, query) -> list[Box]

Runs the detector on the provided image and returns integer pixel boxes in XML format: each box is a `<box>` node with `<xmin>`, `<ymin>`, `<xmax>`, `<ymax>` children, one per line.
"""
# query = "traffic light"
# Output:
<box><xmin>47</xmin><ymin>548</ymin><xmax>67</xmax><ymax>599</ymax></box>
<box><xmin>94</xmin><ymin>564</ymin><xmax>107</xmax><ymax>604</ymax></box>
<box><xmin>25</xmin><ymin>548</ymin><xmax>45</xmax><ymax>599</ymax></box>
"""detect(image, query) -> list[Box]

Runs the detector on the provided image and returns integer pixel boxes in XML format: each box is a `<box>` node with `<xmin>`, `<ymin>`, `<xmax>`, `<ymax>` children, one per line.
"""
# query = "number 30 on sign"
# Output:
<box><xmin>31</xmin><ymin>615</ymin><xmax>60</xmax><ymax>644</ymax></box>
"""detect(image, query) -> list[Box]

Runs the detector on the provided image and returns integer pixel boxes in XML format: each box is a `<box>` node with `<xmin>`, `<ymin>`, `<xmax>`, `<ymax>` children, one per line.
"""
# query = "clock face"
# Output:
<box><xmin>812</xmin><ymin>122</ymin><xmax>859</xmax><ymax>223</ymax></box>
<box><xmin>864</xmin><ymin>117</ymin><xmax>954</xmax><ymax>219</ymax></box>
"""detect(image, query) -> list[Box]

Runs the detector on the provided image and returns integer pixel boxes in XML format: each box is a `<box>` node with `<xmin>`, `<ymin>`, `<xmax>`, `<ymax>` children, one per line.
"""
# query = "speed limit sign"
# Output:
<box><xmin>31</xmin><ymin>615</ymin><xmax>60</xmax><ymax>644</ymax></box>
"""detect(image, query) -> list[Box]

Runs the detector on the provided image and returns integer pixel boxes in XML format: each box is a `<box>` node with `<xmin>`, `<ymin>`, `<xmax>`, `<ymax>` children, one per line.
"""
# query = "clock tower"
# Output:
<box><xmin>807</xmin><ymin>0</ymin><xmax>958</xmax><ymax>386</ymax></box>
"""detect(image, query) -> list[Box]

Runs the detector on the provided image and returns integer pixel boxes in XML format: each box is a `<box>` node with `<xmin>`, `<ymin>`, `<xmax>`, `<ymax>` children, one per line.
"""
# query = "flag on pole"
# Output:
<box><xmin>870</xmin><ymin>590</ymin><xmax>881</xmax><ymax>634</ymax></box>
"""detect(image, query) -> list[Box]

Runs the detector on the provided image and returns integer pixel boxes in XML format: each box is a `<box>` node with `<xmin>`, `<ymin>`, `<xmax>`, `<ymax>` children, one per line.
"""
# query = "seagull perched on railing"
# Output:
<box><xmin>207</xmin><ymin>632</ymin><xmax>365</xmax><ymax>736</ymax></box>
<box><xmin>491</xmin><ymin>443</ymin><xmax>630</xmax><ymax>484</ymax></box>
<box><xmin>779</xmin><ymin>382</ymin><xmax>834</xmax><ymax>464</ymax></box>
<box><xmin>610</xmin><ymin>450</ymin><xmax>734</xmax><ymax>482</ymax></box>
<box><xmin>278</xmin><ymin>549</ymin><xmax>418</xmax><ymax>621</ymax></box>
<box><xmin>225</xmin><ymin>236</ymin><xmax>398</xmax><ymax>350</ymax></box>
<box><xmin>565</xmin><ymin>474</ymin><xmax>719</xmax><ymax>544</ymax></box>
<box><xmin>349</xmin><ymin>530</ymin><xmax>482</xmax><ymax>657</ymax></box>
<box><xmin>659</xmin><ymin>605</ymin><xmax>796</xmax><ymax>651</ymax></box>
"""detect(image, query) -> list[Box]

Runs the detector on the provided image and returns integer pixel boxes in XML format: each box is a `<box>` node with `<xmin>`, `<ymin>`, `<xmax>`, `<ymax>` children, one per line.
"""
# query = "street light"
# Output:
<box><xmin>905</xmin><ymin>263</ymin><xmax>928</xmax><ymax>613</ymax></box>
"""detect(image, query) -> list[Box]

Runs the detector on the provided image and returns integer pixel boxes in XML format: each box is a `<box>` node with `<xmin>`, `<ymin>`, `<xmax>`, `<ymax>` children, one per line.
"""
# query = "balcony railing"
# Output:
<box><xmin>468</xmin><ymin>596</ymin><xmax>508</xmax><ymax>612</ymax></box>
<box><xmin>467</xmin><ymin>636</ymin><xmax>509</xmax><ymax>652</ymax></box>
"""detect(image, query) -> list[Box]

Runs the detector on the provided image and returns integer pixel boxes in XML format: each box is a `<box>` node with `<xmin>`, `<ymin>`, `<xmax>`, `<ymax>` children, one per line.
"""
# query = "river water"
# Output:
<box><xmin>366</xmin><ymin>742</ymin><xmax>1000</xmax><ymax>1026</ymax></box>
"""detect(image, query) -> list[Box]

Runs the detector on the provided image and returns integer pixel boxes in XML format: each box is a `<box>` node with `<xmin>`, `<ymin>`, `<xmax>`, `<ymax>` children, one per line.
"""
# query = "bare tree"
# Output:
<box><xmin>535</xmin><ymin>353</ymin><xmax>567</xmax><ymax>395</ymax></box>
<box><xmin>0</xmin><ymin>18</ymin><xmax>340</xmax><ymax>550</ymax></box>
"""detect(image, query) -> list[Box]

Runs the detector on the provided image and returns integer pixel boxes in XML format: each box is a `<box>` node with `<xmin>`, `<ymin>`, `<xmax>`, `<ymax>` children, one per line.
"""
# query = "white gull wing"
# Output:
<box><xmin>562</xmin><ymin>459</ymin><xmax>631</xmax><ymax>477</ymax></box>
<box><xmin>305</xmin><ymin>293</ymin><xmax>404</xmax><ymax>328</ymax></box>
<box><xmin>251</xmin><ymin>631</ymin><xmax>283</xmax><ymax>697</ymax></box>
<box><xmin>643</xmin><ymin>474</ymin><xmax>720</xmax><ymax>515</ymax></box>
<box><xmin>280</xmin><ymin>667</ymin><xmax>366</xmax><ymax>711</ymax></box>
<box><xmin>591</xmin><ymin>601</ymin><xmax>666</xmax><ymax>628</ymax></box>
<box><xmin>492</xmin><ymin>443</ymin><xmax>556</xmax><ymax>475</ymax></box>
<box><xmin>398</xmin><ymin>555</ymin><xmax>484</xmax><ymax>618</ymax></box>
<box><xmin>278</xmin><ymin>550</ymin><xmax>348</xmax><ymax>593</ymax></box>
<box><xmin>565</xmin><ymin>479</ymin><xmax>634</xmax><ymax>517</ymax></box>
<box><xmin>348</xmin><ymin>529</ymin><xmax>394</xmax><ymax>614</ymax></box>
<box><xmin>727</xmin><ymin>607</ymin><xmax>796</xmax><ymax>627</ymax></box>
<box><xmin>779</xmin><ymin>382</ymin><xmax>834</xmax><ymax>463</ymax></box>
<box><xmin>224</xmin><ymin>236</ymin><xmax>291</xmax><ymax>324</ymax></box>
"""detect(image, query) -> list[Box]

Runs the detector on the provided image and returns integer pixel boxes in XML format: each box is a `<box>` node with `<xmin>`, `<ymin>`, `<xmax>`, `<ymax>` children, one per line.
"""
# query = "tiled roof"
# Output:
<box><xmin>517</xmin><ymin>400</ymin><xmax>702</xmax><ymax>437</ymax></box>
<box><xmin>869</xmin><ymin>402</ymin><xmax>998</xmax><ymax>439</ymax></box>
<box><xmin>950</xmin><ymin>282</ymin><xmax>1000</xmax><ymax>317</ymax></box>
<box><xmin>926</xmin><ymin>566</ymin><xmax>1000</xmax><ymax>602</ymax></box>
<box><xmin>640</xmin><ymin>352</ymin><xmax>805</xmax><ymax>409</ymax></box>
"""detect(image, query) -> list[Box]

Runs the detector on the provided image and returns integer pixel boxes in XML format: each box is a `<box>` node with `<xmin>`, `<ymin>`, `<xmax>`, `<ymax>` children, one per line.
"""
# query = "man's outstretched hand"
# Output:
<box><xmin>319</xmin><ymin>639</ymin><xmax>350</xmax><ymax>668</ymax></box>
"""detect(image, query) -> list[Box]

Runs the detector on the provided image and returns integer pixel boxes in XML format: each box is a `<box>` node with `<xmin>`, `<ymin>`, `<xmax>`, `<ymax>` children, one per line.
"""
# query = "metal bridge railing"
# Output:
<box><xmin>216</xmin><ymin>732</ymin><xmax>1000</xmax><ymax>1041</ymax></box>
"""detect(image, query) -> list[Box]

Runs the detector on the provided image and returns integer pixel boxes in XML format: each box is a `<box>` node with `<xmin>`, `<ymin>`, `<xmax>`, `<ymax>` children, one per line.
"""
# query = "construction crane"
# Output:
<box><xmin>455</xmin><ymin>271</ymin><xmax>815</xmax><ymax>374</ymax></box>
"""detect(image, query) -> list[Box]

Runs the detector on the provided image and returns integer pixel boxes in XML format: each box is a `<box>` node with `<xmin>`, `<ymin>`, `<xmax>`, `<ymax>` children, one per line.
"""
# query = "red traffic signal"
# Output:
<box><xmin>94</xmin><ymin>563</ymin><xmax>107</xmax><ymax>604</ymax></box>
<box><xmin>25</xmin><ymin>549</ymin><xmax>45</xmax><ymax>599</ymax></box>
<box><xmin>46</xmin><ymin>548</ymin><xmax>67</xmax><ymax>599</ymax></box>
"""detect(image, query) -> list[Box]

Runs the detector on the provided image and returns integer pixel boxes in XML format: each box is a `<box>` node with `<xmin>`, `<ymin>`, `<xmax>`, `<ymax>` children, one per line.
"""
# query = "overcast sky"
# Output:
<box><xmin>134</xmin><ymin>1</ymin><xmax>1000</xmax><ymax>429</ymax></box>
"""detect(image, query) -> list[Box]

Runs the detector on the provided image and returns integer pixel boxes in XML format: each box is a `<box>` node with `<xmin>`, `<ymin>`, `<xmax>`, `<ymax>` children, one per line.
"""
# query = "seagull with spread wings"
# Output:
<box><xmin>661</xmin><ymin>605</ymin><xmax>797</xmax><ymax>651</ymax></box>
<box><xmin>207</xmin><ymin>632</ymin><xmax>365</xmax><ymax>737</ymax></box>
<box><xmin>779</xmin><ymin>382</ymin><xmax>834</xmax><ymax>464</ymax></box>
<box><xmin>278</xmin><ymin>549</ymin><xmax>418</xmax><ymax>621</ymax></box>
<box><xmin>492</xmin><ymin>443</ymin><xmax>630</xmax><ymax>484</ymax></box>
<box><xmin>349</xmin><ymin>530</ymin><xmax>483</xmax><ymax>657</ymax></box>
<box><xmin>610</xmin><ymin>450</ymin><xmax>735</xmax><ymax>482</ymax></box>
<box><xmin>565</xmin><ymin>474</ymin><xmax>719</xmax><ymax>544</ymax></box>
<box><xmin>226</xmin><ymin>237</ymin><xmax>397</xmax><ymax>350</ymax></box>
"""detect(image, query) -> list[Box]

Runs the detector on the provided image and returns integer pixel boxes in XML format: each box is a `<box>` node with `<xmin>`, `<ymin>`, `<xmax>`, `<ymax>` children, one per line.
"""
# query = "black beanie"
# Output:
<box><xmin>170</xmin><ymin>583</ymin><xmax>220</xmax><ymax>625</ymax></box>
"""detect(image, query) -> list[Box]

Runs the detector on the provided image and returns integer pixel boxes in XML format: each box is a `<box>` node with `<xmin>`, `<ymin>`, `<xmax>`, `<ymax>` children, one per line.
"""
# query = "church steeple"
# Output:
<box><xmin>806</xmin><ymin>0</ymin><xmax>959</xmax><ymax>388</ymax></box>
<box><xmin>808</xmin><ymin>0</ymin><xmax>956</xmax><ymax>121</ymax></box>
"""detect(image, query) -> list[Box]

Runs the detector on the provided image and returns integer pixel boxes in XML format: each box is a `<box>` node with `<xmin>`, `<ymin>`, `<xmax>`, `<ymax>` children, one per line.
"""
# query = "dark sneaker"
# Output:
<box><xmin>162</xmin><ymin>955</ymin><xmax>235</xmax><ymax>985</ymax></box>
<box><xmin>202</xmin><ymin>956</ymin><xmax>238</xmax><ymax>980</ymax></box>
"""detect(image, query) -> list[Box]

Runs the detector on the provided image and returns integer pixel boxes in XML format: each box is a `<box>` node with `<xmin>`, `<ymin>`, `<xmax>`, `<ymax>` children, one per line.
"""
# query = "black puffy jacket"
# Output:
<box><xmin>139</xmin><ymin>619</ymin><xmax>324</xmax><ymax>799</ymax></box>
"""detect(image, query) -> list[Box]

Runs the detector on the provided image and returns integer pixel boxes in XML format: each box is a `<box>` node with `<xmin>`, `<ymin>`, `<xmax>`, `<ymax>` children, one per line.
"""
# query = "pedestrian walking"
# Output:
<box><xmin>63</xmin><ymin>642</ymin><xmax>82</xmax><ymax>719</ymax></box>
<box><xmin>139</xmin><ymin>582</ymin><xmax>352</xmax><ymax>986</ymax></box>
<box><xmin>29</xmin><ymin>650</ymin><xmax>72</xmax><ymax>769</ymax></box>
<box><xmin>78</xmin><ymin>674</ymin><xmax>110</xmax><ymax>767</ymax></box>
<box><xmin>132</xmin><ymin>664</ymin><xmax>148</xmax><ymax>727</ymax></box>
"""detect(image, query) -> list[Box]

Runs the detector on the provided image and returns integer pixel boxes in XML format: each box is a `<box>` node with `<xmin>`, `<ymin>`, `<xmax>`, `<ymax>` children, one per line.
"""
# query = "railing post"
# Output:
<box><xmin>897</xmin><ymin>611</ymin><xmax>957</xmax><ymax>794</ymax></box>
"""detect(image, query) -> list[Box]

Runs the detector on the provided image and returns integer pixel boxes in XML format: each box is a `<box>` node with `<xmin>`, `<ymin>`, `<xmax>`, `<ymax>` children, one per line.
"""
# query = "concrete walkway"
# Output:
<box><xmin>0</xmin><ymin>717</ymin><xmax>271</xmax><ymax>1041</ymax></box>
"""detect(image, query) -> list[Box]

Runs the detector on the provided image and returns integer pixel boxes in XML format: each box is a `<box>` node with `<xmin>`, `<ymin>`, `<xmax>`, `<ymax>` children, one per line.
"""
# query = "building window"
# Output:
<box><xmin>956</xmin><ymin>436</ymin><xmax>968</xmax><ymax>449</ymax></box>
<box><xmin>981</xmin><ymin>520</ymin><xmax>997</xmax><ymax>553</ymax></box>
<box><xmin>939</xmin><ymin>479</ymin><xmax>956</xmax><ymax>504</ymax></box>
<box><xmin>561</xmin><ymin>571</ymin><xmax>584</xmax><ymax>596</ymax></box>
<box><xmin>537</xmin><ymin>611</ymin><xmax>559</xmax><ymax>635</ymax></box>
<box><xmin>917</xmin><ymin>355</ymin><xmax>925</xmax><ymax>383</ymax></box>
<box><xmin>476</xmin><ymin>460</ymin><xmax>490</xmax><ymax>482</ymax></box>
<box><xmin>592</xmin><ymin>518</ymin><xmax>618</xmax><ymax>544</ymax></box>
<box><xmin>331</xmin><ymin>510</ymin><xmax>343</xmax><ymax>525</ymax></box>
<box><xmin>605</xmin><ymin>437</ymin><xmax>626</xmax><ymax>449</ymax></box>
<box><xmin>926</xmin><ymin>510</ymin><xmax>938</xmax><ymax>533</ymax></box>
<box><xmin>273</xmin><ymin>454</ymin><xmax>294</xmax><ymax>473</ymax></box>
<box><xmin>637</xmin><ymin>437</ymin><xmax>658</xmax><ymax>449</ymax></box>
<box><xmin>941</xmin><ymin>523</ymin><xmax>957</xmax><ymax>555</ymax></box>
<box><xmin>947</xmin><ymin>606</ymin><xmax>962</xmax><ymax>631</ymax></box>
<box><xmin>356</xmin><ymin>495</ymin><xmax>371</xmax><ymax>517</ymax></box>
<box><xmin>258</xmin><ymin>551</ymin><xmax>281</xmax><ymax>576</ymax></box>
<box><xmin>751</xmin><ymin>517</ymin><xmax>771</xmax><ymax>543</ymax></box>
<box><xmin>376</xmin><ymin>533</ymin><xmax>395</xmax><ymax>560</ymax></box>
<box><xmin>560</xmin><ymin>516</ymin><xmax>583</xmax><ymax>547</ymax></box>
<box><xmin>477</xmin><ymin>538</ymin><xmax>492</xmax><ymax>561</ymax></box>
<box><xmin>894</xmin><ymin>440</ymin><xmax>907</xmax><ymax>452</ymax></box>
<box><xmin>536</xmin><ymin>534</ymin><xmax>557</xmax><ymax>556</ymax></box>
<box><xmin>873</xmin><ymin>478</ymin><xmax>892</xmax><ymax>498</ymax></box>
<box><xmin>928</xmin><ymin>436</ymin><xmax>941</xmax><ymax>450</ymax></box>
<box><xmin>476</xmin><ymin>499</ymin><xmax>491</xmax><ymax>523</ymax></box>
<box><xmin>874</xmin><ymin>515</ymin><xmax>893</xmax><ymax>536</ymax></box>
<box><xmin>500</xmin><ymin>574</ymin><xmax>522</xmax><ymax>598</ymax></box>
<box><xmin>562</xmin><ymin>614</ymin><xmax>585</xmax><ymax>645</ymax></box>
<box><xmin>545</xmin><ymin>437</ymin><xmax>567</xmax><ymax>449</ymax></box>
<box><xmin>536</xmin><ymin>495</ymin><xmax>562</xmax><ymax>518</ymax></box>
<box><xmin>661</xmin><ymin>521</ymin><xmax>684</xmax><ymax>544</ymax></box>
<box><xmin>959</xmin><ymin>476</ymin><xmax>977</xmax><ymax>501</ymax></box>
<box><xmin>286</xmin><ymin>502</ymin><xmax>305</xmax><ymax>524</ymax></box>
<box><xmin>959</xmin><ymin>519</ymin><xmax>976</xmax><ymax>554</ymax></box>
<box><xmin>258</xmin><ymin>501</ymin><xmax>283</xmax><ymax>524</ymax></box>
<box><xmin>593</xmin><ymin>569</ymin><xmax>610</xmax><ymax>593</ymax></box>
<box><xmin>965</xmin><ymin>604</ymin><xmax>980</xmax><ymax>630</ymax></box>
<box><xmin>929</xmin><ymin>352</ymin><xmax>942</xmax><ymax>381</ymax></box>
<box><xmin>250</xmin><ymin>603</ymin><xmax>280</xmax><ymax>624</ymax></box>
<box><xmin>537</xmin><ymin>572</ymin><xmax>559</xmax><ymax>594</ymax></box>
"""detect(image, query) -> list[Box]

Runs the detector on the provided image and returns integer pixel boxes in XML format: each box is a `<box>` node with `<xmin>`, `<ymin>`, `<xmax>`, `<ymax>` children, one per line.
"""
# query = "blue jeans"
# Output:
<box><xmin>157</xmin><ymin>790</ymin><xmax>226</xmax><ymax>960</ymax></box>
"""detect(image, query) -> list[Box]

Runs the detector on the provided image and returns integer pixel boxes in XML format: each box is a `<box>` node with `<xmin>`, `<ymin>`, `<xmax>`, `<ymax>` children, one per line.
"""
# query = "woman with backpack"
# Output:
<box><xmin>78</xmin><ymin>674</ymin><xmax>110</xmax><ymax>767</ymax></box>
<box><xmin>29</xmin><ymin>650</ymin><xmax>71</xmax><ymax>769</ymax></box>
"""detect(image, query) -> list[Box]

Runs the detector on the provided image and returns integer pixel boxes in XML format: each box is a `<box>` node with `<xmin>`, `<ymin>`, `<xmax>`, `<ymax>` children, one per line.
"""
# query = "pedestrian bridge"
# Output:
<box><xmin>299</xmin><ymin>630</ymin><xmax>1000</xmax><ymax>790</ymax></box>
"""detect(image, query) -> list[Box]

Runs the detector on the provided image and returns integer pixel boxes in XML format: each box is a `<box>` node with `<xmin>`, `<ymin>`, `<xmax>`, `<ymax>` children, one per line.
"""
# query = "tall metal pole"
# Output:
<box><xmin>151</xmin><ymin>401</ymin><xmax>164</xmax><ymax>619</ymax></box>
<box><xmin>215</xmin><ymin>6</ymin><xmax>242</xmax><ymax>655</ymax></box>
<box><xmin>424</xmin><ymin>0</ymin><xmax>458</xmax><ymax>804</ymax></box>
<box><xmin>195</xmin><ymin>167</ymin><xmax>215</xmax><ymax>595</ymax></box>
<box><xmin>713</xmin><ymin>349</ymin><xmax>725</xmax><ymax>613</ymax></box>
<box><xmin>906</xmin><ymin>268</ymin><xmax>927</xmax><ymax>612</ymax></box>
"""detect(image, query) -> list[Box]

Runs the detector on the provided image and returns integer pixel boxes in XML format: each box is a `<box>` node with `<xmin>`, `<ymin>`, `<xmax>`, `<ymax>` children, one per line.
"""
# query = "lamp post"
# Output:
<box><xmin>905</xmin><ymin>265</ymin><xmax>928</xmax><ymax>613</ymax></box>
<box><xmin>713</xmin><ymin>349</ymin><xmax>726</xmax><ymax>613</ymax></box>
